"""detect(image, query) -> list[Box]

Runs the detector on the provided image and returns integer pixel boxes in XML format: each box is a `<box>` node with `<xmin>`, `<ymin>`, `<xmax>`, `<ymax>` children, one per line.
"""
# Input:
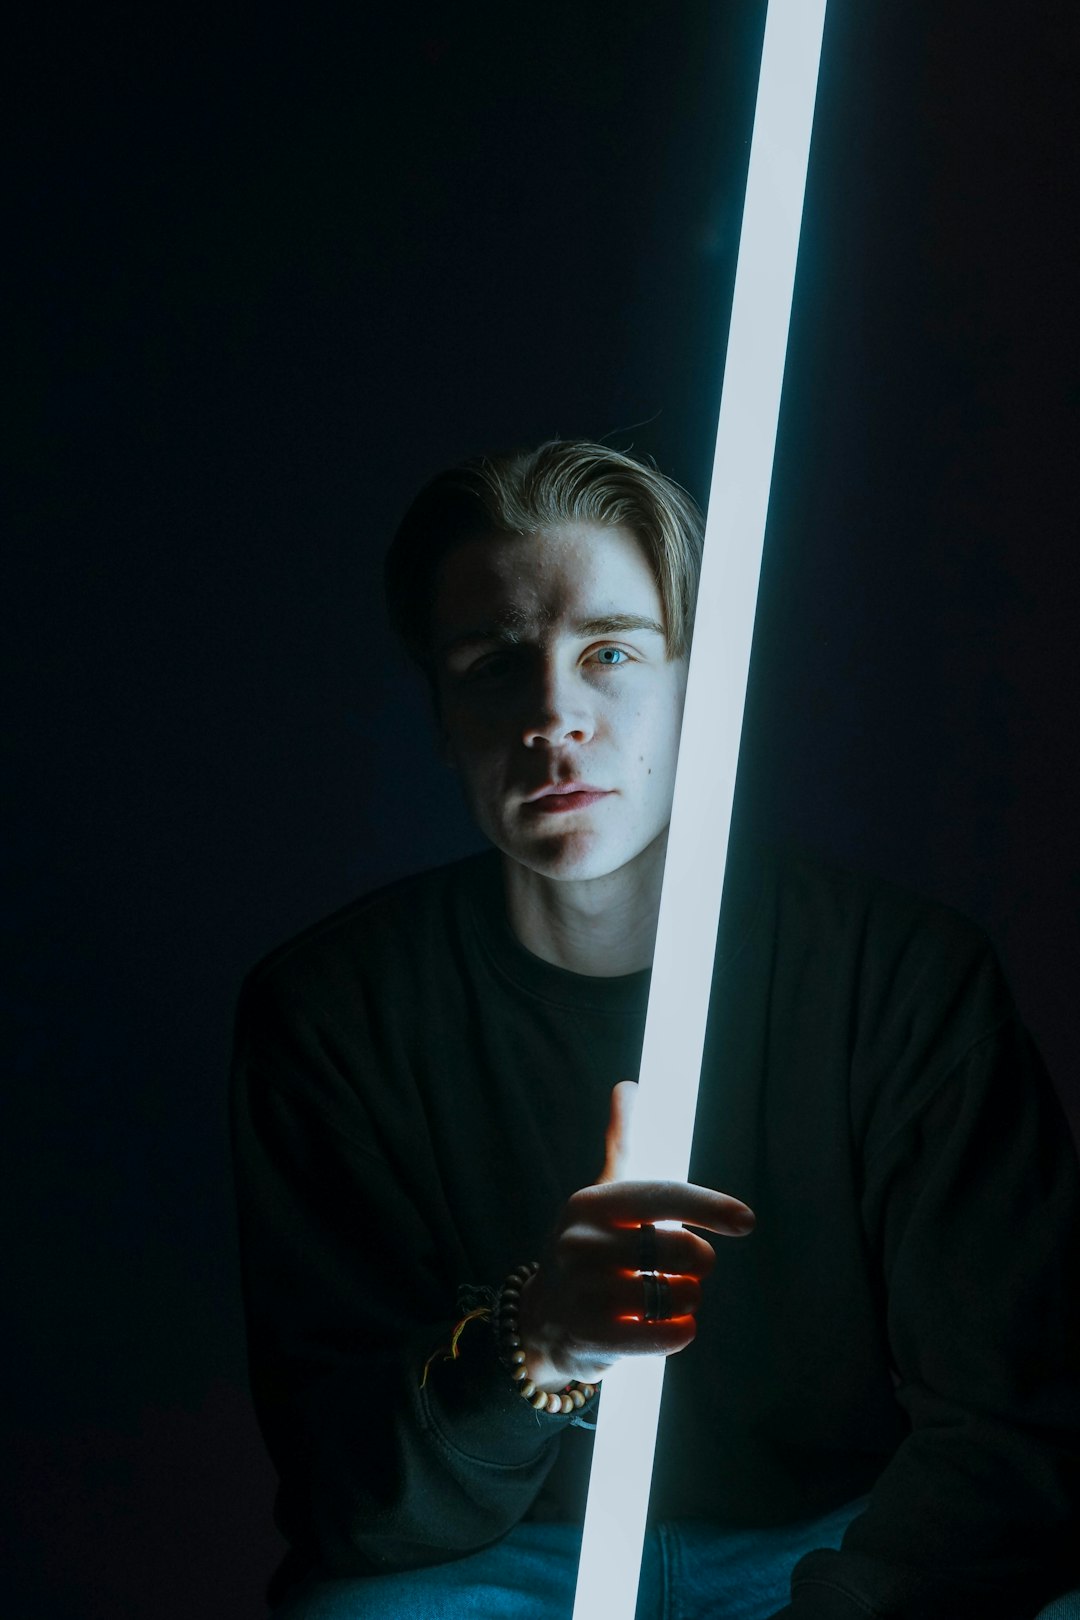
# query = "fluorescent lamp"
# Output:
<box><xmin>571</xmin><ymin>2</ymin><xmax>829</xmax><ymax>1614</ymax></box>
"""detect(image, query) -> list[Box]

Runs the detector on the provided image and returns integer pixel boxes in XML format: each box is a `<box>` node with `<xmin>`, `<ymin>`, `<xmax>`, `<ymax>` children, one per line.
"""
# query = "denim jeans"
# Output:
<box><xmin>271</xmin><ymin>1496</ymin><xmax>1080</xmax><ymax>1619</ymax></box>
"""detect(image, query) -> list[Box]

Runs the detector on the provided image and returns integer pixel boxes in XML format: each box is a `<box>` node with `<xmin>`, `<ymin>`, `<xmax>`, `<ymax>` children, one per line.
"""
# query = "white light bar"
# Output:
<box><xmin>571</xmin><ymin>4</ymin><xmax>829</xmax><ymax>1617</ymax></box>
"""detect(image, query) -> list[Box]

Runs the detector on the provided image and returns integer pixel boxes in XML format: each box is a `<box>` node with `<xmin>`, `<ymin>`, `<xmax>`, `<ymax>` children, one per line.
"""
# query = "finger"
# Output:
<box><xmin>616</xmin><ymin>1270</ymin><xmax>702</xmax><ymax>1320</ymax></box>
<box><xmin>579</xmin><ymin>1308</ymin><xmax>700</xmax><ymax>1361</ymax></box>
<box><xmin>569</xmin><ymin>1266</ymin><xmax>703</xmax><ymax>1323</ymax></box>
<box><xmin>618</xmin><ymin>1223</ymin><xmax>719</xmax><ymax>1279</ymax></box>
<box><xmin>596</xmin><ymin>1079</ymin><xmax>639</xmax><ymax>1184</ymax></box>
<box><xmin>573</xmin><ymin>1179</ymin><xmax>756</xmax><ymax>1236</ymax></box>
<box><xmin>556</xmin><ymin>1219</ymin><xmax>718</xmax><ymax>1279</ymax></box>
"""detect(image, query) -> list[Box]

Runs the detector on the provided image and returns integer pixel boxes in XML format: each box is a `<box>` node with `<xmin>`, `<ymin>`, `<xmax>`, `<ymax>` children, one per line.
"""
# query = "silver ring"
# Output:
<box><xmin>642</xmin><ymin>1273</ymin><xmax>673</xmax><ymax>1323</ymax></box>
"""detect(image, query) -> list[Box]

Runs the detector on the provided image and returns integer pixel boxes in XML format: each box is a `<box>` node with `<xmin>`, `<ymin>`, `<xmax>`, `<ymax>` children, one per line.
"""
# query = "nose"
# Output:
<box><xmin>520</xmin><ymin>658</ymin><xmax>596</xmax><ymax>749</ymax></box>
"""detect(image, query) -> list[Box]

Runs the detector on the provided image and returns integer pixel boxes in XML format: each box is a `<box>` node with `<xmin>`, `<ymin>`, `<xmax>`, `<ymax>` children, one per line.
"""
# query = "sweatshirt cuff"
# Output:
<box><xmin>412</xmin><ymin>1318</ymin><xmax>599</xmax><ymax>1466</ymax></box>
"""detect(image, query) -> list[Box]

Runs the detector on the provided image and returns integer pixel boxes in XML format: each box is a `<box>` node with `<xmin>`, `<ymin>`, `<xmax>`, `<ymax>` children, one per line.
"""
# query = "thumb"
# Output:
<box><xmin>596</xmin><ymin>1079</ymin><xmax>639</xmax><ymax>1184</ymax></box>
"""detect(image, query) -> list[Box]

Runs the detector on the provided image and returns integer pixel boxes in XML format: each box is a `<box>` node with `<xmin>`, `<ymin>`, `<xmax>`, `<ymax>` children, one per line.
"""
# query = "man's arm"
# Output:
<box><xmin>228</xmin><ymin>970</ymin><xmax>578</xmax><ymax>1581</ymax></box>
<box><xmin>774</xmin><ymin>1009</ymin><xmax>1080</xmax><ymax>1619</ymax></box>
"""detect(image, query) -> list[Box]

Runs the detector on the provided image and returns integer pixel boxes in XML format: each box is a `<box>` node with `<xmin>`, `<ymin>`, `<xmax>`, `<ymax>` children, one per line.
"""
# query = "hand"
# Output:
<box><xmin>517</xmin><ymin>1080</ymin><xmax>756</xmax><ymax>1390</ymax></box>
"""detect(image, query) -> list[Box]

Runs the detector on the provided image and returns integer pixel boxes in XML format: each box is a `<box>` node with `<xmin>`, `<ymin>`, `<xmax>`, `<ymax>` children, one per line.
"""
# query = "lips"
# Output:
<box><xmin>520</xmin><ymin>782</ymin><xmax>615</xmax><ymax>815</ymax></box>
<box><xmin>523</xmin><ymin>781</ymin><xmax>610</xmax><ymax>802</ymax></box>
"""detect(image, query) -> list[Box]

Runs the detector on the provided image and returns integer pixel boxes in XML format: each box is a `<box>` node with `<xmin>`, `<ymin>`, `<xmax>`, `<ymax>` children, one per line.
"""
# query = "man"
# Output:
<box><xmin>230</xmin><ymin>439</ymin><xmax>1080</xmax><ymax>1618</ymax></box>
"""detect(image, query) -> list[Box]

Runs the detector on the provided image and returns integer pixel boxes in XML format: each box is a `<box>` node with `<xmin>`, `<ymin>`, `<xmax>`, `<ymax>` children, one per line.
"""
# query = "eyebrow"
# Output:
<box><xmin>437</xmin><ymin>612</ymin><xmax>667</xmax><ymax>659</ymax></box>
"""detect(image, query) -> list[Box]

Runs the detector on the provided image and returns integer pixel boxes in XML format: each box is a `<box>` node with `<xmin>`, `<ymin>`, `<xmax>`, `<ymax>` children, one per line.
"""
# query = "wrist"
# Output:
<box><xmin>494</xmin><ymin>1261</ymin><xmax>597</xmax><ymax>1415</ymax></box>
<box><xmin>517</xmin><ymin>1274</ymin><xmax>570</xmax><ymax>1391</ymax></box>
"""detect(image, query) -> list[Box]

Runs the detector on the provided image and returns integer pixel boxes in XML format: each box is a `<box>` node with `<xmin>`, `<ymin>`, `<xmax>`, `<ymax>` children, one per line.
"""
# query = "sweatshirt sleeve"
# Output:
<box><xmin>778</xmin><ymin>1003</ymin><xmax>1080</xmax><ymax>1619</ymax></box>
<box><xmin>227</xmin><ymin>968</ymin><xmax>582</xmax><ymax>1585</ymax></box>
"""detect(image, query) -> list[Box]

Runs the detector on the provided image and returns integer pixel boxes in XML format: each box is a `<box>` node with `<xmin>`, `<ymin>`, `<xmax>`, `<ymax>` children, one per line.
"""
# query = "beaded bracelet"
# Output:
<box><xmin>495</xmin><ymin>1260</ymin><xmax>597</xmax><ymax>1416</ymax></box>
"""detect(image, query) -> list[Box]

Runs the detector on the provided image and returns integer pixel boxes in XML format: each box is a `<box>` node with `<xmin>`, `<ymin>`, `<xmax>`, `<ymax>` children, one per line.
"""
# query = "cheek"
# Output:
<box><xmin>632</xmin><ymin>695</ymin><xmax>683</xmax><ymax>782</ymax></box>
<box><xmin>444</xmin><ymin>703</ymin><xmax>500</xmax><ymax>755</ymax></box>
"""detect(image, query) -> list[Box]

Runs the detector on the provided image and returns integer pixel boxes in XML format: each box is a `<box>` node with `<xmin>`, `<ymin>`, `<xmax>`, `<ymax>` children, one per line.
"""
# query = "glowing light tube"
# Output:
<box><xmin>570</xmin><ymin>4</ymin><xmax>829</xmax><ymax>1616</ymax></box>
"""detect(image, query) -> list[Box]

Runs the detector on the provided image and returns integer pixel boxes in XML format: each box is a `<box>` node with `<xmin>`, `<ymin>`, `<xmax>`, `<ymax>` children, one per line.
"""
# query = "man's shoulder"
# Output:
<box><xmin>762</xmin><ymin>839</ymin><xmax>1017</xmax><ymax>1103</ymax></box>
<box><xmin>237</xmin><ymin>848</ymin><xmax>493</xmax><ymax>1009</ymax></box>
<box><xmin>764</xmin><ymin>837</ymin><xmax>995</xmax><ymax>964</ymax></box>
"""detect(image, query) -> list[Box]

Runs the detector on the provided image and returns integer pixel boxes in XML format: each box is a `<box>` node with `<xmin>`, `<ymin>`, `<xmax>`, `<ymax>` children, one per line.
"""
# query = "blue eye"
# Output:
<box><xmin>593</xmin><ymin>646</ymin><xmax>630</xmax><ymax>666</ymax></box>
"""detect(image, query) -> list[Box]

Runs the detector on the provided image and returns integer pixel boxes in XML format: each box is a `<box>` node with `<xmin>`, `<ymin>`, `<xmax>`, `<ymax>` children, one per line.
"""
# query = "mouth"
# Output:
<box><xmin>522</xmin><ymin>784</ymin><xmax>614</xmax><ymax>814</ymax></box>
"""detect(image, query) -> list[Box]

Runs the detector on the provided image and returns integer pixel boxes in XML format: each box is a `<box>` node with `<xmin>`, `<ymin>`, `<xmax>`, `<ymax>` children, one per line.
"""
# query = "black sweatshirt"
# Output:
<box><xmin>228</xmin><ymin>841</ymin><xmax>1080</xmax><ymax>1617</ymax></box>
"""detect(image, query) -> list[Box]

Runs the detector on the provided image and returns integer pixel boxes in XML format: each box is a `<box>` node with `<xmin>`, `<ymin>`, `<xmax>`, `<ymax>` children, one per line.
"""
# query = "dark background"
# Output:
<box><xmin>7</xmin><ymin>2</ymin><xmax>1078</xmax><ymax>1616</ymax></box>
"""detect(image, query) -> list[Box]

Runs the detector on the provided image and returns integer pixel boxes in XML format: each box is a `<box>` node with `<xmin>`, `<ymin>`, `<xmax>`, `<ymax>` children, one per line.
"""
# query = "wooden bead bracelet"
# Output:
<box><xmin>495</xmin><ymin>1260</ymin><xmax>597</xmax><ymax>1415</ymax></box>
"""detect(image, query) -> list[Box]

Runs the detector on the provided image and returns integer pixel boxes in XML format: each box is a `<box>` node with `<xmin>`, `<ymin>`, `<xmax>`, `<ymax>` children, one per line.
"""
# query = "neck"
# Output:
<box><xmin>500</xmin><ymin>831</ymin><xmax>669</xmax><ymax>977</ymax></box>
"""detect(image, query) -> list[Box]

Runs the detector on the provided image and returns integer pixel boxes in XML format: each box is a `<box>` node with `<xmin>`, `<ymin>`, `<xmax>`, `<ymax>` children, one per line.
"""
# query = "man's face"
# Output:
<box><xmin>431</xmin><ymin>522</ymin><xmax>689</xmax><ymax>883</ymax></box>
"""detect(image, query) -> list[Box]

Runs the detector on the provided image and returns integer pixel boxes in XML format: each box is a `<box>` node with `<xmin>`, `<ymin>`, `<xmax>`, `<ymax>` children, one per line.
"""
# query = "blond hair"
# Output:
<box><xmin>384</xmin><ymin>438</ymin><xmax>704</xmax><ymax>686</ymax></box>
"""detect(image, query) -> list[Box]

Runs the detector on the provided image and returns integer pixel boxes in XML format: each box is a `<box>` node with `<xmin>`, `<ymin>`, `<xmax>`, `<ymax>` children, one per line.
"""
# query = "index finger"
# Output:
<box><xmin>575</xmin><ymin>1179</ymin><xmax>756</xmax><ymax>1235</ymax></box>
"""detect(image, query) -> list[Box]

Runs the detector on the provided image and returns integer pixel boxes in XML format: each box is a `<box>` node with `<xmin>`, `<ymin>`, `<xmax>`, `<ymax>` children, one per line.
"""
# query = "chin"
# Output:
<box><xmin>501</xmin><ymin>825</ymin><xmax>653</xmax><ymax>884</ymax></box>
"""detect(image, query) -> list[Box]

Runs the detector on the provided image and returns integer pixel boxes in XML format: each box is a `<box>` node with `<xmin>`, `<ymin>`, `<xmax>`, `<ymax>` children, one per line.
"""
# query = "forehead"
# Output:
<box><xmin>431</xmin><ymin>522</ymin><xmax>662</xmax><ymax>640</ymax></box>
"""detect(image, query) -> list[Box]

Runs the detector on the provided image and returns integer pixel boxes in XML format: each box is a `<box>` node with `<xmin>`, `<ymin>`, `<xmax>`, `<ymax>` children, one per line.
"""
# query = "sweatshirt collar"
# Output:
<box><xmin>461</xmin><ymin>840</ymin><xmax>766</xmax><ymax>1014</ymax></box>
